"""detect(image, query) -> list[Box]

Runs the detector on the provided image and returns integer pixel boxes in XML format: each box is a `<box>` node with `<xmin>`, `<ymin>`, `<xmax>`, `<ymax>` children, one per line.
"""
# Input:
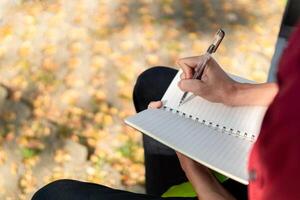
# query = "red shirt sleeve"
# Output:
<box><xmin>248</xmin><ymin>24</ymin><xmax>300</xmax><ymax>200</ymax></box>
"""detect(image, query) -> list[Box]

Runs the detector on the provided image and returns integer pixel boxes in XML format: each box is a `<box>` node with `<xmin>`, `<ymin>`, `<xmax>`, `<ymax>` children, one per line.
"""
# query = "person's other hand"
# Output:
<box><xmin>176</xmin><ymin>151</ymin><xmax>213</xmax><ymax>184</ymax></box>
<box><xmin>148</xmin><ymin>101</ymin><xmax>162</xmax><ymax>109</ymax></box>
<box><xmin>176</xmin><ymin>55</ymin><xmax>237</xmax><ymax>106</ymax></box>
<box><xmin>176</xmin><ymin>152</ymin><xmax>235</xmax><ymax>200</ymax></box>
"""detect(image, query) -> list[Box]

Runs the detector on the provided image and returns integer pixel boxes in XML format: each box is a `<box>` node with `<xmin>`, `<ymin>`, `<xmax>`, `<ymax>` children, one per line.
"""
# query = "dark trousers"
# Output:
<box><xmin>32</xmin><ymin>67</ymin><xmax>247</xmax><ymax>200</ymax></box>
<box><xmin>133</xmin><ymin>67</ymin><xmax>187</xmax><ymax>196</ymax></box>
<box><xmin>32</xmin><ymin>179</ymin><xmax>194</xmax><ymax>200</ymax></box>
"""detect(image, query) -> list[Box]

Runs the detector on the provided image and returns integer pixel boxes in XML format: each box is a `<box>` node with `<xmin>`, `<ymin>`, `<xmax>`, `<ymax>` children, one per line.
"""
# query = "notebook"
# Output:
<box><xmin>125</xmin><ymin>70</ymin><xmax>267</xmax><ymax>184</ymax></box>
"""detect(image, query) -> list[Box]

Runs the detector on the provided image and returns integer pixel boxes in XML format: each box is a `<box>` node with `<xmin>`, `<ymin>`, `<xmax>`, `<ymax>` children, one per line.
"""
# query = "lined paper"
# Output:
<box><xmin>162</xmin><ymin>70</ymin><xmax>267</xmax><ymax>139</ymax></box>
<box><xmin>125</xmin><ymin>70</ymin><xmax>268</xmax><ymax>184</ymax></box>
<box><xmin>125</xmin><ymin>108</ymin><xmax>251</xmax><ymax>184</ymax></box>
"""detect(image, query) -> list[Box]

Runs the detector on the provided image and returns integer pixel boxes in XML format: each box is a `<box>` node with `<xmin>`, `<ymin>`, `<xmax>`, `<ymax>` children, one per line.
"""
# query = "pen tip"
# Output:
<box><xmin>178</xmin><ymin>101</ymin><xmax>182</xmax><ymax>107</ymax></box>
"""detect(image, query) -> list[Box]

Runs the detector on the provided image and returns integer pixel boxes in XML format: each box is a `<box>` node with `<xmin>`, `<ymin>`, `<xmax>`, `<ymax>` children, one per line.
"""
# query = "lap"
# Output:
<box><xmin>133</xmin><ymin>66</ymin><xmax>188</xmax><ymax>195</ymax></box>
<box><xmin>32</xmin><ymin>179</ymin><xmax>196</xmax><ymax>200</ymax></box>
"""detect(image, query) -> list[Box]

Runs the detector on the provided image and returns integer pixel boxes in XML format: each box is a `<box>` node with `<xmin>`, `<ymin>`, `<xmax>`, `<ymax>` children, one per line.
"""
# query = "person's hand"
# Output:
<box><xmin>176</xmin><ymin>55</ymin><xmax>238</xmax><ymax>106</ymax></box>
<box><xmin>147</xmin><ymin>101</ymin><xmax>235</xmax><ymax>199</ymax></box>
<box><xmin>148</xmin><ymin>101</ymin><xmax>162</xmax><ymax>109</ymax></box>
<box><xmin>176</xmin><ymin>151</ymin><xmax>213</xmax><ymax>184</ymax></box>
<box><xmin>176</xmin><ymin>152</ymin><xmax>235</xmax><ymax>200</ymax></box>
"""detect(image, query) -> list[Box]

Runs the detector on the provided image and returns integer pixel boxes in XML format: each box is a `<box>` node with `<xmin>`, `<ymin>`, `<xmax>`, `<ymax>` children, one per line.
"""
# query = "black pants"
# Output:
<box><xmin>32</xmin><ymin>179</ymin><xmax>194</xmax><ymax>200</ymax></box>
<box><xmin>32</xmin><ymin>67</ymin><xmax>247</xmax><ymax>200</ymax></box>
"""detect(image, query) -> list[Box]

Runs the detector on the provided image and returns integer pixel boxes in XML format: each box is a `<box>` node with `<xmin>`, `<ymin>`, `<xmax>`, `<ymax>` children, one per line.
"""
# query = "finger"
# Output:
<box><xmin>178</xmin><ymin>79</ymin><xmax>203</xmax><ymax>94</ymax></box>
<box><xmin>177</xmin><ymin>56</ymin><xmax>203</xmax><ymax>68</ymax></box>
<box><xmin>176</xmin><ymin>56</ymin><xmax>205</xmax><ymax>79</ymax></box>
<box><xmin>176</xmin><ymin>59</ymin><xmax>194</xmax><ymax>79</ymax></box>
<box><xmin>175</xmin><ymin>151</ymin><xmax>185</xmax><ymax>163</ymax></box>
<box><xmin>180</xmin><ymin>72</ymin><xmax>186</xmax><ymax>80</ymax></box>
<box><xmin>176</xmin><ymin>151</ymin><xmax>184</xmax><ymax>158</ymax></box>
<box><xmin>148</xmin><ymin>101</ymin><xmax>162</xmax><ymax>109</ymax></box>
<box><xmin>201</xmin><ymin>73</ymin><xmax>209</xmax><ymax>82</ymax></box>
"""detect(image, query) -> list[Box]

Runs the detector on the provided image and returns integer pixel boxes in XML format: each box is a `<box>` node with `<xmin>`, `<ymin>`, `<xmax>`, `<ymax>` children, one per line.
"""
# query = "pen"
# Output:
<box><xmin>178</xmin><ymin>29</ymin><xmax>225</xmax><ymax>107</ymax></box>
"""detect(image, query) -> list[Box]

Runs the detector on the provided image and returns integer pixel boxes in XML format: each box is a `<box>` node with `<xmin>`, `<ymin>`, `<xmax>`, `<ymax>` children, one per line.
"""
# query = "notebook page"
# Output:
<box><xmin>125</xmin><ymin>108</ymin><xmax>251</xmax><ymax>184</ymax></box>
<box><xmin>162</xmin><ymin>70</ymin><xmax>268</xmax><ymax>139</ymax></box>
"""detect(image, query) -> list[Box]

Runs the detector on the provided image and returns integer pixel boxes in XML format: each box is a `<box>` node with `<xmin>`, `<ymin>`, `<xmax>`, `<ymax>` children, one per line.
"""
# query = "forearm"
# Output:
<box><xmin>192</xmin><ymin>174</ymin><xmax>236</xmax><ymax>200</ymax></box>
<box><xmin>178</xmin><ymin>159</ymin><xmax>236</xmax><ymax>200</ymax></box>
<box><xmin>226</xmin><ymin>82</ymin><xmax>278</xmax><ymax>107</ymax></box>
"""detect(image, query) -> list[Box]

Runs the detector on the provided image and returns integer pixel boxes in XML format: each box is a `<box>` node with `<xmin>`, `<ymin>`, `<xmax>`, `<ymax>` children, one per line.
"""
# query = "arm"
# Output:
<box><xmin>228</xmin><ymin>82</ymin><xmax>278</xmax><ymax>107</ymax></box>
<box><xmin>176</xmin><ymin>55</ymin><xmax>278</xmax><ymax>107</ymax></box>
<box><xmin>148</xmin><ymin>56</ymin><xmax>278</xmax><ymax>200</ymax></box>
<box><xmin>176</xmin><ymin>152</ymin><xmax>236</xmax><ymax>200</ymax></box>
<box><xmin>148</xmin><ymin>102</ymin><xmax>235</xmax><ymax>200</ymax></box>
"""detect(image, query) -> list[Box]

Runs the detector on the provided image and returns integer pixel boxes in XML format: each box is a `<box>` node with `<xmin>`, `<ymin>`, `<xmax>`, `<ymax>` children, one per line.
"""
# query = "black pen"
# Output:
<box><xmin>178</xmin><ymin>29</ymin><xmax>225</xmax><ymax>107</ymax></box>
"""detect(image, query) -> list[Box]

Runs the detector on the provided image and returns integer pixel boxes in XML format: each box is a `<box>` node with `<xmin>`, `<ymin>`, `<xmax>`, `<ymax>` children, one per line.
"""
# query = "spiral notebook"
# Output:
<box><xmin>125</xmin><ymin>70</ymin><xmax>267</xmax><ymax>184</ymax></box>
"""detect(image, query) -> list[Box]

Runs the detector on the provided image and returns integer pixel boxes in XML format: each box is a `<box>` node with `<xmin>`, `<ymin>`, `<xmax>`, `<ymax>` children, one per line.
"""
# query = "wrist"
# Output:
<box><xmin>224</xmin><ymin>82</ymin><xmax>244</xmax><ymax>106</ymax></box>
<box><xmin>225</xmin><ymin>82</ymin><xmax>277</xmax><ymax>107</ymax></box>
<box><xmin>192</xmin><ymin>175</ymin><xmax>235</xmax><ymax>200</ymax></box>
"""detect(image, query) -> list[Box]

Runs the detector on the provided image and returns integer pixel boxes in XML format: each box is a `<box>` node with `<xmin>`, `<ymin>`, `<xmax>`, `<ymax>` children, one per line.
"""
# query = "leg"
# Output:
<box><xmin>133</xmin><ymin>66</ymin><xmax>188</xmax><ymax>196</ymax></box>
<box><xmin>32</xmin><ymin>179</ymin><xmax>195</xmax><ymax>200</ymax></box>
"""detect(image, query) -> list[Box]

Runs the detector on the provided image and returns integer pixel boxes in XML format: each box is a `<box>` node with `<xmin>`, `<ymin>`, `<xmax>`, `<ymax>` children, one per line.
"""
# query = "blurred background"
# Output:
<box><xmin>0</xmin><ymin>0</ymin><xmax>285</xmax><ymax>199</ymax></box>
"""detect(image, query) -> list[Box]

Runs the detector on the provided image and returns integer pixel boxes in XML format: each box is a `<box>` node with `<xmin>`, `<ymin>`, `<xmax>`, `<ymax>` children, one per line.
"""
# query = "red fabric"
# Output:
<box><xmin>249</xmin><ymin>25</ymin><xmax>300</xmax><ymax>200</ymax></box>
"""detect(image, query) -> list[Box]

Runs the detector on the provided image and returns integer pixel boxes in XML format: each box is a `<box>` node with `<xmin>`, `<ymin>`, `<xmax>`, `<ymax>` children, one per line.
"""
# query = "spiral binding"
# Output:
<box><xmin>162</xmin><ymin>106</ymin><xmax>256</xmax><ymax>142</ymax></box>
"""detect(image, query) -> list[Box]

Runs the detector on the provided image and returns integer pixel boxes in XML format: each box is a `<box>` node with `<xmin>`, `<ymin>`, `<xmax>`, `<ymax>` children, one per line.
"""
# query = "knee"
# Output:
<box><xmin>31</xmin><ymin>179</ymin><xmax>75</xmax><ymax>200</ymax></box>
<box><xmin>133</xmin><ymin>66</ymin><xmax>177</xmax><ymax>112</ymax></box>
<box><xmin>133</xmin><ymin>66</ymin><xmax>171</xmax><ymax>96</ymax></box>
<box><xmin>134</xmin><ymin>66</ymin><xmax>166</xmax><ymax>89</ymax></box>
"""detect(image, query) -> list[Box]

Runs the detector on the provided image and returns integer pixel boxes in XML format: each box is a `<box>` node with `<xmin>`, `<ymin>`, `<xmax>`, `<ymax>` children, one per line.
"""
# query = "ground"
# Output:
<box><xmin>0</xmin><ymin>0</ymin><xmax>284</xmax><ymax>199</ymax></box>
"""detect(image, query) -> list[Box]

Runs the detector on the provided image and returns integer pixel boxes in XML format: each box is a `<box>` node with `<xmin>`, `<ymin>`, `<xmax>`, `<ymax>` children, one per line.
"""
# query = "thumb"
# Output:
<box><xmin>178</xmin><ymin>79</ymin><xmax>203</xmax><ymax>94</ymax></box>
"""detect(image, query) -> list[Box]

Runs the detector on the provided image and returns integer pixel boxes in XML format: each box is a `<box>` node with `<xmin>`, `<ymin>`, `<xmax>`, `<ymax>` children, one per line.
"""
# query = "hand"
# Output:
<box><xmin>176</xmin><ymin>55</ymin><xmax>238</xmax><ymax>106</ymax></box>
<box><xmin>148</xmin><ymin>101</ymin><xmax>163</xmax><ymax>109</ymax></box>
<box><xmin>176</xmin><ymin>151</ymin><xmax>213</xmax><ymax>184</ymax></box>
<box><xmin>176</xmin><ymin>152</ymin><xmax>235</xmax><ymax>200</ymax></box>
<box><xmin>147</xmin><ymin>101</ymin><xmax>235</xmax><ymax>199</ymax></box>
